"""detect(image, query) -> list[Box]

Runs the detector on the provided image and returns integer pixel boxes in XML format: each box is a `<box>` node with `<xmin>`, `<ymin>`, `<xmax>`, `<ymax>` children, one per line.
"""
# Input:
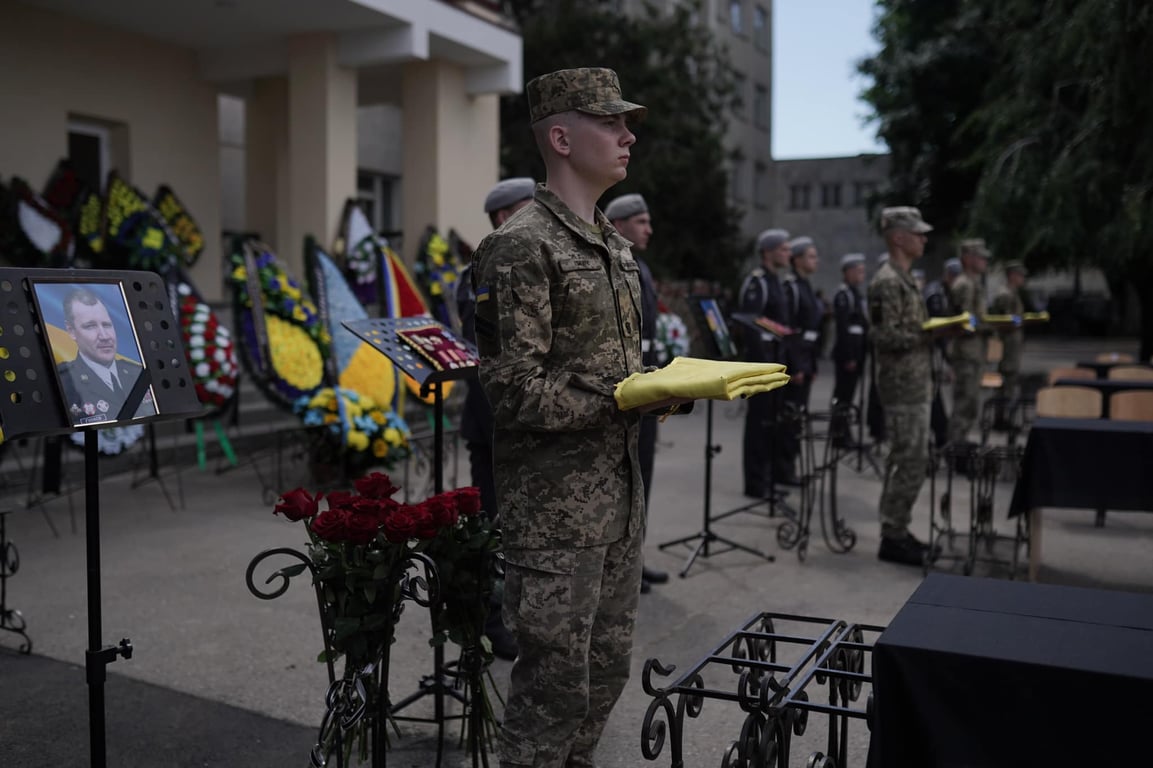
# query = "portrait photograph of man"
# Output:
<box><xmin>32</xmin><ymin>281</ymin><xmax>158</xmax><ymax>426</ymax></box>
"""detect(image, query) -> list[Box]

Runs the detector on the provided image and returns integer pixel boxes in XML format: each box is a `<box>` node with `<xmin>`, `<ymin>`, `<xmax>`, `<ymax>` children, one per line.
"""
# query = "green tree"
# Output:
<box><xmin>860</xmin><ymin>0</ymin><xmax>1153</xmax><ymax>355</ymax></box>
<box><xmin>857</xmin><ymin>0</ymin><xmax>996</xmax><ymax>261</ymax></box>
<box><xmin>499</xmin><ymin>0</ymin><xmax>746</xmax><ymax>284</ymax></box>
<box><xmin>967</xmin><ymin>0</ymin><xmax>1153</xmax><ymax>356</ymax></box>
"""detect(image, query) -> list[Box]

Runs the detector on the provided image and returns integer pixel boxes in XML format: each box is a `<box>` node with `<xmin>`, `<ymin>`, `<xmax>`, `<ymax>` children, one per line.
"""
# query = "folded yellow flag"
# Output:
<box><xmin>1023</xmin><ymin>311</ymin><xmax>1050</xmax><ymax>323</ymax></box>
<box><xmin>981</xmin><ymin>314</ymin><xmax>1023</xmax><ymax>327</ymax></box>
<box><xmin>614</xmin><ymin>357</ymin><xmax>790</xmax><ymax>410</ymax></box>
<box><xmin>922</xmin><ymin>312</ymin><xmax>976</xmax><ymax>333</ymax></box>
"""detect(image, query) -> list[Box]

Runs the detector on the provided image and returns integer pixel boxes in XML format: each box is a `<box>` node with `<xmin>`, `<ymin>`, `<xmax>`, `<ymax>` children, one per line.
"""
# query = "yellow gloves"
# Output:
<box><xmin>614</xmin><ymin>357</ymin><xmax>790</xmax><ymax>411</ymax></box>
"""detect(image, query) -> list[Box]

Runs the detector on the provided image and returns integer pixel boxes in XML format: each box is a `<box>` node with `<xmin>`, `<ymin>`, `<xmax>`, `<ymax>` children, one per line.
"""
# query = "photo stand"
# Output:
<box><xmin>342</xmin><ymin>316</ymin><xmax>486</xmax><ymax>768</ymax></box>
<box><xmin>657</xmin><ymin>299</ymin><xmax>776</xmax><ymax>578</ymax></box>
<box><xmin>0</xmin><ymin>268</ymin><xmax>202</xmax><ymax>768</ymax></box>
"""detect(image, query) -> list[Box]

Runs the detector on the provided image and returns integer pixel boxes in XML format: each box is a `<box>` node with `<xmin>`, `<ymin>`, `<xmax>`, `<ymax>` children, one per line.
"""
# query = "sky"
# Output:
<box><xmin>772</xmin><ymin>0</ymin><xmax>887</xmax><ymax>159</ymax></box>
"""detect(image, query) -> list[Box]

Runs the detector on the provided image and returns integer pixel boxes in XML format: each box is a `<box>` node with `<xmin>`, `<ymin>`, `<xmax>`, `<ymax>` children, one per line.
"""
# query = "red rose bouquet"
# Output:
<box><xmin>256</xmin><ymin>473</ymin><xmax>497</xmax><ymax>764</ymax></box>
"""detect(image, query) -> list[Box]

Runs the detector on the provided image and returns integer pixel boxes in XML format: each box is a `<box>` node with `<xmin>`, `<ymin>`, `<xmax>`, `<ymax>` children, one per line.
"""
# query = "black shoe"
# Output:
<box><xmin>640</xmin><ymin>577</ymin><xmax>652</xmax><ymax>594</ymax></box>
<box><xmin>775</xmin><ymin>472</ymin><xmax>803</xmax><ymax>488</ymax></box>
<box><xmin>484</xmin><ymin>611</ymin><xmax>519</xmax><ymax>661</ymax></box>
<box><xmin>642</xmin><ymin>566</ymin><xmax>669</xmax><ymax>584</ymax></box>
<box><xmin>877</xmin><ymin>535</ymin><xmax>928</xmax><ymax>567</ymax></box>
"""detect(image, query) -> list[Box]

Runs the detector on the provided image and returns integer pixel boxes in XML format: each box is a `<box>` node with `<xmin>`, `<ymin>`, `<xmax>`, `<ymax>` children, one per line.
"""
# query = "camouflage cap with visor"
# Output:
<box><xmin>880</xmin><ymin>206</ymin><xmax>933</xmax><ymax>234</ymax></box>
<box><xmin>527</xmin><ymin>67</ymin><xmax>647</xmax><ymax>124</ymax></box>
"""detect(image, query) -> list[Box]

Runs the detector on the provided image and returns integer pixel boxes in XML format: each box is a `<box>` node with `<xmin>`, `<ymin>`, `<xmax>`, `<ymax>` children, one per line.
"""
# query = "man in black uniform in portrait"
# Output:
<box><xmin>782</xmin><ymin>236</ymin><xmax>822</xmax><ymax>475</ymax></box>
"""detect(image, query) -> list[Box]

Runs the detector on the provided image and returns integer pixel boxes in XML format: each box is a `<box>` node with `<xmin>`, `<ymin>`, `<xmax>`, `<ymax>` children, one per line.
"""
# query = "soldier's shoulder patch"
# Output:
<box><xmin>476</xmin><ymin>286</ymin><xmax>490</xmax><ymax>303</ymax></box>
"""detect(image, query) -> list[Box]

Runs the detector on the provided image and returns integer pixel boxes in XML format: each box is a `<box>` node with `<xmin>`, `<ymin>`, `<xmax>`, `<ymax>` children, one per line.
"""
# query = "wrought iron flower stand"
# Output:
<box><xmin>0</xmin><ymin>508</ymin><xmax>32</xmax><ymax>654</ymax></box>
<box><xmin>641</xmin><ymin>612</ymin><xmax>882</xmax><ymax>767</ymax></box>
<box><xmin>246</xmin><ymin>545</ymin><xmax>438</xmax><ymax>767</ymax></box>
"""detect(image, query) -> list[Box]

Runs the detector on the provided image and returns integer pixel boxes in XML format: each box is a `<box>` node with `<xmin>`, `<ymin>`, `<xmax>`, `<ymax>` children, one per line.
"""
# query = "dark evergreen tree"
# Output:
<box><xmin>499</xmin><ymin>0</ymin><xmax>746</xmax><ymax>284</ymax></box>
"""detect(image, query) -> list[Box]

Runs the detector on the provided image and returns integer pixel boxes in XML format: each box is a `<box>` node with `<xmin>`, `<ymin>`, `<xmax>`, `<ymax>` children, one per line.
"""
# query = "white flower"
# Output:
<box><xmin>196</xmin><ymin>362</ymin><xmax>211</xmax><ymax>378</ymax></box>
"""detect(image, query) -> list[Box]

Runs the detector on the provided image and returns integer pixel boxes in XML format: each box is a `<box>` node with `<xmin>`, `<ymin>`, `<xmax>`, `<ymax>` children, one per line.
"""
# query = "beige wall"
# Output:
<box><xmin>401</xmin><ymin>61</ymin><xmax>498</xmax><ymax>258</ymax></box>
<box><xmin>0</xmin><ymin>1</ymin><xmax>222</xmax><ymax>297</ymax></box>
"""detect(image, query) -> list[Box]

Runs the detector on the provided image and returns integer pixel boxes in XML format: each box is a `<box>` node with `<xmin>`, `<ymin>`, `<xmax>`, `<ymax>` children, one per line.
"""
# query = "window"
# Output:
<box><xmin>730</xmin><ymin>0</ymin><xmax>744</xmax><ymax>34</ymax></box>
<box><xmin>753</xmin><ymin>83</ymin><xmax>768</xmax><ymax>129</ymax></box>
<box><xmin>357</xmin><ymin>171</ymin><xmax>399</xmax><ymax>233</ymax></box>
<box><xmin>730</xmin><ymin>158</ymin><xmax>746</xmax><ymax>202</ymax></box>
<box><xmin>753</xmin><ymin>5</ymin><xmax>769</xmax><ymax>50</ymax></box>
<box><xmin>788</xmin><ymin>183</ymin><xmax>811</xmax><ymax>211</ymax></box>
<box><xmin>821</xmin><ymin>183</ymin><xmax>843</xmax><ymax>209</ymax></box>
<box><xmin>853</xmin><ymin>180</ymin><xmax>878</xmax><ymax>208</ymax></box>
<box><xmin>68</xmin><ymin>120</ymin><xmax>113</xmax><ymax>193</ymax></box>
<box><xmin>731</xmin><ymin>71</ymin><xmax>747</xmax><ymax>119</ymax></box>
<box><xmin>753</xmin><ymin>163</ymin><xmax>768</xmax><ymax>208</ymax></box>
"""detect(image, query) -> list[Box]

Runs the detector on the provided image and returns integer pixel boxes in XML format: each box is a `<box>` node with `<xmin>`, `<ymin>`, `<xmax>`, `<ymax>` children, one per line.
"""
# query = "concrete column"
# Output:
<box><xmin>285</xmin><ymin>33</ymin><xmax>357</xmax><ymax>273</ymax></box>
<box><xmin>244</xmin><ymin>77</ymin><xmax>290</xmax><ymax>254</ymax></box>
<box><xmin>401</xmin><ymin>60</ymin><xmax>499</xmax><ymax>262</ymax></box>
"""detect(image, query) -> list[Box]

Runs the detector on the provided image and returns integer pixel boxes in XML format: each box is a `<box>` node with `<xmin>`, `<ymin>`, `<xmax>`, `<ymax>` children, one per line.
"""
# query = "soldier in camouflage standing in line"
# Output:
<box><xmin>989</xmin><ymin>260</ymin><xmax>1028</xmax><ymax>406</ymax></box>
<box><xmin>470</xmin><ymin>67</ymin><xmax>690</xmax><ymax>768</ymax></box>
<box><xmin>947</xmin><ymin>238</ymin><xmax>989</xmax><ymax>445</ymax></box>
<box><xmin>869</xmin><ymin>207</ymin><xmax>936</xmax><ymax>566</ymax></box>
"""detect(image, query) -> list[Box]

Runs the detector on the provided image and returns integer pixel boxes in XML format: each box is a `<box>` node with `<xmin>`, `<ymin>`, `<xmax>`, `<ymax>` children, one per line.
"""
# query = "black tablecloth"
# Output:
<box><xmin>1051</xmin><ymin>378</ymin><xmax>1153</xmax><ymax>416</ymax></box>
<box><xmin>1009</xmin><ymin>417</ymin><xmax>1153</xmax><ymax>516</ymax></box>
<box><xmin>868</xmin><ymin>573</ymin><xmax>1153</xmax><ymax>768</ymax></box>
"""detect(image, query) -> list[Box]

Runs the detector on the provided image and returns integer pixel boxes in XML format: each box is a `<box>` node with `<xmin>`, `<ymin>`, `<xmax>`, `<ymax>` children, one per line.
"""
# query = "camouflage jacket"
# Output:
<box><xmin>989</xmin><ymin>285</ymin><xmax>1024</xmax><ymax>372</ymax></box>
<box><xmin>868</xmin><ymin>261</ymin><xmax>932</xmax><ymax>405</ymax></box>
<box><xmin>948</xmin><ymin>273</ymin><xmax>986</xmax><ymax>362</ymax></box>
<box><xmin>470</xmin><ymin>185</ymin><xmax>644</xmax><ymax>550</ymax></box>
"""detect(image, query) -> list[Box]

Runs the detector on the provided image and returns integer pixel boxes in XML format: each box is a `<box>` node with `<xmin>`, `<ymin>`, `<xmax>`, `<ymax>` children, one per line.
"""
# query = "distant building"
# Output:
<box><xmin>773</xmin><ymin>153</ymin><xmax>890</xmax><ymax>295</ymax></box>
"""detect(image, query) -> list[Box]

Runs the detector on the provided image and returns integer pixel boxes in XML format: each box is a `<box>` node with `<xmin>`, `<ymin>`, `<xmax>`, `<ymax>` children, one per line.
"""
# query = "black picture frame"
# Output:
<box><xmin>691</xmin><ymin>296</ymin><xmax>737</xmax><ymax>361</ymax></box>
<box><xmin>29</xmin><ymin>277</ymin><xmax>159</xmax><ymax>427</ymax></box>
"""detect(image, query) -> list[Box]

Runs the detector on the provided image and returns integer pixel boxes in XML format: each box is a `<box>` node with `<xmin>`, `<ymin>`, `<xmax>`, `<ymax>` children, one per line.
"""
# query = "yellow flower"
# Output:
<box><xmin>231</xmin><ymin>266</ymin><xmax>247</xmax><ymax>281</ymax></box>
<box><xmin>384</xmin><ymin>427</ymin><xmax>401</xmax><ymax>444</ymax></box>
<box><xmin>265</xmin><ymin>315</ymin><xmax>324</xmax><ymax>392</ymax></box>
<box><xmin>370</xmin><ymin>411</ymin><xmax>386</xmax><ymax>425</ymax></box>
<box><xmin>323</xmin><ymin>413</ymin><xmax>339</xmax><ymax>424</ymax></box>
<box><xmin>347</xmin><ymin>430</ymin><xmax>369</xmax><ymax>451</ymax></box>
<box><xmin>372</xmin><ymin>439</ymin><xmax>388</xmax><ymax>458</ymax></box>
<box><xmin>292</xmin><ymin>305</ymin><xmax>307</xmax><ymax>323</ymax></box>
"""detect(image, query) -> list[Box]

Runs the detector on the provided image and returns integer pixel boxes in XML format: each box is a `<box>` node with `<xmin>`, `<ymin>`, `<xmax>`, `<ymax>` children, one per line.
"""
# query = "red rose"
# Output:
<box><xmin>354</xmin><ymin>472</ymin><xmax>400</xmax><ymax>500</ymax></box>
<box><xmin>344</xmin><ymin>513</ymin><xmax>380</xmax><ymax>545</ymax></box>
<box><xmin>310</xmin><ymin>509</ymin><xmax>350</xmax><ymax>542</ymax></box>
<box><xmin>411</xmin><ymin>502</ymin><xmax>442</xmax><ymax>540</ymax></box>
<box><xmin>274</xmin><ymin>487</ymin><xmax>320</xmax><ymax>521</ymax></box>
<box><xmin>325</xmin><ymin>491</ymin><xmax>357</xmax><ymax>512</ymax></box>
<box><xmin>452</xmin><ymin>487</ymin><xmax>483</xmax><ymax>517</ymax></box>
<box><xmin>349</xmin><ymin>496</ymin><xmax>386</xmax><ymax>518</ymax></box>
<box><xmin>381</xmin><ymin>504</ymin><xmax>422</xmax><ymax>543</ymax></box>
<box><xmin>423</xmin><ymin>494</ymin><xmax>459</xmax><ymax>528</ymax></box>
<box><xmin>372</xmin><ymin>497</ymin><xmax>401</xmax><ymax>523</ymax></box>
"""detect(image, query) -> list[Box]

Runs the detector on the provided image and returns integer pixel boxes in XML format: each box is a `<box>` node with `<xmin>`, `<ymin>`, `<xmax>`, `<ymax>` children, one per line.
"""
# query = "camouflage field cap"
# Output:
<box><xmin>527</xmin><ymin>67</ymin><xmax>647</xmax><ymax>124</ymax></box>
<box><xmin>959</xmin><ymin>238</ymin><xmax>990</xmax><ymax>258</ymax></box>
<box><xmin>880</xmin><ymin>206</ymin><xmax>933</xmax><ymax>234</ymax></box>
<box><xmin>1003</xmin><ymin>260</ymin><xmax>1027</xmax><ymax>275</ymax></box>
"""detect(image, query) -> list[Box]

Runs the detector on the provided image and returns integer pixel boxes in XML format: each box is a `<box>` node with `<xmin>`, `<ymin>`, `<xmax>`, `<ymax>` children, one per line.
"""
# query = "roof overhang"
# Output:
<box><xmin>18</xmin><ymin>0</ymin><xmax>522</xmax><ymax>95</ymax></box>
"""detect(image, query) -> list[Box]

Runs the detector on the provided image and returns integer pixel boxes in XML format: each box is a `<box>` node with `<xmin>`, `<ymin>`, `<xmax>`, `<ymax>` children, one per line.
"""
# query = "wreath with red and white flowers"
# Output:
<box><xmin>178</xmin><ymin>283</ymin><xmax>239</xmax><ymax>408</ymax></box>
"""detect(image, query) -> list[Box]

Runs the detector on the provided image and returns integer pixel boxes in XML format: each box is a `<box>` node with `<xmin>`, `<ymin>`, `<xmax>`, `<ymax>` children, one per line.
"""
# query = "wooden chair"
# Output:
<box><xmin>1034</xmin><ymin>386</ymin><xmax>1103</xmax><ymax>418</ymax></box>
<box><xmin>1046</xmin><ymin>367</ymin><xmax>1095</xmax><ymax>385</ymax></box>
<box><xmin>1106</xmin><ymin>365</ymin><xmax>1153</xmax><ymax>381</ymax></box>
<box><xmin>1095</xmin><ymin>352</ymin><xmax>1135</xmax><ymax>363</ymax></box>
<box><xmin>1110</xmin><ymin>391</ymin><xmax>1153</xmax><ymax>421</ymax></box>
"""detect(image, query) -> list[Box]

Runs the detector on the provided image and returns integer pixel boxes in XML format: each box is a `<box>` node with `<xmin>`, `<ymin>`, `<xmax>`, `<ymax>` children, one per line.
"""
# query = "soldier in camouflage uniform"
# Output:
<box><xmin>869</xmin><ymin>207</ymin><xmax>935</xmax><ymax>566</ymax></box>
<box><xmin>947</xmin><ymin>238</ymin><xmax>990</xmax><ymax>445</ymax></box>
<box><xmin>470</xmin><ymin>67</ymin><xmax>684</xmax><ymax>768</ymax></box>
<box><xmin>989</xmin><ymin>261</ymin><xmax>1027</xmax><ymax>402</ymax></box>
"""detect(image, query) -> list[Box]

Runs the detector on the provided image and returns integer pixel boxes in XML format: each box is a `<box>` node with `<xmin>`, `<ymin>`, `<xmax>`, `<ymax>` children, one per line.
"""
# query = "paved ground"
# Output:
<box><xmin>1</xmin><ymin>335</ymin><xmax>1150</xmax><ymax>767</ymax></box>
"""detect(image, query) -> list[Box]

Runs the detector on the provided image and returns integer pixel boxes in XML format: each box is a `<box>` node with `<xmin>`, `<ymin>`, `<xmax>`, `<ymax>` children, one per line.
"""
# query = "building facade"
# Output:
<box><xmin>0</xmin><ymin>0</ymin><xmax>522</xmax><ymax>299</ymax></box>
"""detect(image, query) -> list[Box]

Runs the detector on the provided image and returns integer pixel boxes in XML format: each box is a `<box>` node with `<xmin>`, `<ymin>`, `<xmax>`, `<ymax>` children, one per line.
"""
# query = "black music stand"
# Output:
<box><xmin>341</xmin><ymin>316</ymin><xmax>480</xmax><ymax>767</ymax></box>
<box><xmin>657</xmin><ymin>298</ymin><xmax>776</xmax><ymax>577</ymax></box>
<box><xmin>0</xmin><ymin>268</ymin><xmax>202</xmax><ymax>768</ymax></box>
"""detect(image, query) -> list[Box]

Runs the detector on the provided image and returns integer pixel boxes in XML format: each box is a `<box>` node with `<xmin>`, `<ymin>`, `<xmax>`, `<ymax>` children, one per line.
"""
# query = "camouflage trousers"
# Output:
<box><xmin>499</xmin><ymin>531</ymin><xmax>643</xmax><ymax>768</ymax></box>
<box><xmin>879</xmin><ymin>402</ymin><xmax>930</xmax><ymax>538</ymax></box>
<box><xmin>949</xmin><ymin>358</ymin><xmax>982</xmax><ymax>444</ymax></box>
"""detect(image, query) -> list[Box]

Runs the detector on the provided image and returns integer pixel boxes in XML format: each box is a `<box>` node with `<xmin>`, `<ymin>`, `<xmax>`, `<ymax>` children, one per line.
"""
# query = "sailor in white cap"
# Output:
<box><xmin>457</xmin><ymin>177</ymin><xmax>537</xmax><ymax>661</ymax></box>
<box><xmin>604</xmin><ymin>191</ymin><xmax>668</xmax><ymax>592</ymax></box>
